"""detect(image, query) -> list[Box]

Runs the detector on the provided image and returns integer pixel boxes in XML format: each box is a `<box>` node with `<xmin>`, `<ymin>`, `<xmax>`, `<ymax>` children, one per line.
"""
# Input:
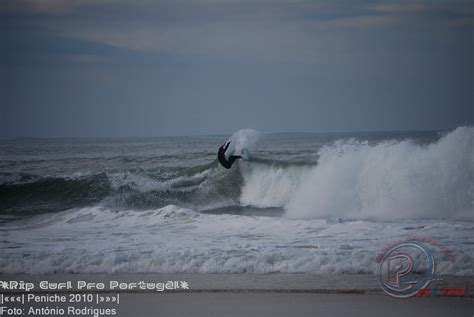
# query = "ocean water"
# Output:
<box><xmin>0</xmin><ymin>127</ymin><xmax>473</xmax><ymax>275</ymax></box>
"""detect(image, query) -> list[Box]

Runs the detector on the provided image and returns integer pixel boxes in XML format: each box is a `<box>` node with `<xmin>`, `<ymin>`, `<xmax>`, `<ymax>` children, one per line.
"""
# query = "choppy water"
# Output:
<box><xmin>0</xmin><ymin>127</ymin><xmax>472</xmax><ymax>274</ymax></box>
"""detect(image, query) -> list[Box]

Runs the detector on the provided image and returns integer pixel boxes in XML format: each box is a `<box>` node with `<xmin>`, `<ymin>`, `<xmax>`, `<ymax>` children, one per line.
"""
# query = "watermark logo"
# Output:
<box><xmin>376</xmin><ymin>240</ymin><xmax>435</xmax><ymax>298</ymax></box>
<box><xmin>376</xmin><ymin>237</ymin><xmax>463</xmax><ymax>299</ymax></box>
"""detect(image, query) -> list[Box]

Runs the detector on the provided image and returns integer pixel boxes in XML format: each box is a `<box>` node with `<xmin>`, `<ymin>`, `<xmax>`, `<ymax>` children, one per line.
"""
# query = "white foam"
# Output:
<box><xmin>0</xmin><ymin>205</ymin><xmax>472</xmax><ymax>275</ymax></box>
<box><xmin>240</xmin><ymin>163</ymin><xmax>310</xmax><ymax>208</ymax></box>
<box><xmin>1</xmin><ymin>127</ymin><xmax>472</xmax><ymax>275</ymax></box>
<box><xmin>108</xmin><ymin>168</ymin><xmax>213</xmax><ymax>193</ymax></box>
<box><xmin>239</xmin><ymin>126</ymin><xmax>473</xmax><ymax>220</ymax></box>
<box><xmin>225</xmin><ymin>129</ymin><xmax>261</xmax><ymax>159</ymax></box>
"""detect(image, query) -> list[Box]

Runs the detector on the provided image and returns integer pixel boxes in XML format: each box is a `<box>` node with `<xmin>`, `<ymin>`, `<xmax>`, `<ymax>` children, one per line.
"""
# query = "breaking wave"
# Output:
<box><xmin>1</xmin><ymin>204</ymin><xmax>472</xmax><ymax>275</ymax></box>
<box><xmin>1</xmin><ymin>126</ymin><xmax>472</xmax><ymax>220</ymax></box>
<box><xmin>241</xmin><ymin>126</ymin><xmax>473</xmax><ymax>220</ymax></box>
<box><xmin>1</xmin><ymin>127</ymin><xmax>473</xmax><ymax>275</ymax></box>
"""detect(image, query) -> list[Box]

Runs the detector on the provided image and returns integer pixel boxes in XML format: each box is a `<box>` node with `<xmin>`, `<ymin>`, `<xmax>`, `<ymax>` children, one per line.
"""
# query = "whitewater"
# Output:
<box><xmin>0</xmin><ymin>127</ymin><xmax>472</xmax><ymax>275</ymax></box>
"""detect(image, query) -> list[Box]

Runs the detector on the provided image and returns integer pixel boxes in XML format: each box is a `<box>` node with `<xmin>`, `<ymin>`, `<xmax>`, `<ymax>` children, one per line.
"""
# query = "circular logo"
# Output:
<box><xmin>376</xmin><ymin>241</ymin><xmax>435</xmax><ymax>298</ymax></box>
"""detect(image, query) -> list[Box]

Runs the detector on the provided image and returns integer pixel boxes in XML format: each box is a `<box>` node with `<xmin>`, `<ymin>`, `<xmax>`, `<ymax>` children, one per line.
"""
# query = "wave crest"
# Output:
<box><xmin>241</xmin><ymin>126</ymin><xmax>473</xmax><ymax>220</ymax></box>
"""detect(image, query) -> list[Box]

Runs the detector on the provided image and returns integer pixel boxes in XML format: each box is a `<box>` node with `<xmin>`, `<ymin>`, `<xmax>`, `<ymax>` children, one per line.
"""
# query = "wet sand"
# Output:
<box><xmin>117</xmin><ymin>292</ymin><xmax>473</xmax><ymax>317</ymax></box>
<box><xmin>1</xmin><ymin>273</ymin><xmax>472</xmax><ymax>317</ymax></box>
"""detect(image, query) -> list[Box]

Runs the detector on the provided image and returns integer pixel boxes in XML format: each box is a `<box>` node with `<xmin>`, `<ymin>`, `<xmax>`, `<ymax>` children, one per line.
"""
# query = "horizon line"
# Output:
<box><xmin>0</xmin><ymin>126</ymin><xmax>468</xmax><ymax>140</ymax></box>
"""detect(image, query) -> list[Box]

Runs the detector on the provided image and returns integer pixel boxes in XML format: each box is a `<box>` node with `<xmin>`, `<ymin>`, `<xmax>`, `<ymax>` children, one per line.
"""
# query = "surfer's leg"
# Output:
<box><xmin>219</xmin><ymin>158</ymin><xmax>232</xmax><ymax>169</ymax></box>
<box><xmin>227</xmin><ymin>155</ymin><xmax>242</xmax><ymax>167</ymax></box>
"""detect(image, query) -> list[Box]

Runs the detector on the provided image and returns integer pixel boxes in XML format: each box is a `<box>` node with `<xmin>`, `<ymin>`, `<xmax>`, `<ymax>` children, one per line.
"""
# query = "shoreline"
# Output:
<box><xmin>1</xmin><ymin>273</ymin><xmax>472</xmax><ymax>317</ymax></box>
<box><xmin>1</xmin><ymin>273</ymin><xmax>473</xmax><ymax>297</ymax></box>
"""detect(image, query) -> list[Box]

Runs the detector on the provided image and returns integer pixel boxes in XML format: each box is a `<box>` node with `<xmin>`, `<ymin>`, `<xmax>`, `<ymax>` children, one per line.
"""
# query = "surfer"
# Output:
<box><xmin>217</xmin><ymin>141</ymin><xmax>242</xmax><ymax>169</ymax></box>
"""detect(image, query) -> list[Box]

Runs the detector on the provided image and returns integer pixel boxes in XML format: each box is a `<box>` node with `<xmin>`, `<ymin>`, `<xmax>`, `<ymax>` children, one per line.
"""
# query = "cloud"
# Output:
<box><xmin>1</xmin><ymin>29</ymin><xmax>139</xmax><ymax>67</ymax></box>
<box><xmin>371</xmin><ymin>2</ymin><xmax>474</xmax><ymax>26</ymax></box>
<box><xmin>372</xmin><ymin>3</ymin><xmax>431</xmax><ymax>14</ymax></box>
<box><xmin>0</xmin><ymin>0</ymin><xmax>85</xmax><ymax>15</ymax></box>
<box><xmin>2</xmin><ymin>1</ymin><xmax>472</xmax><ymax>137</ymax></box>
<box><xmin>2</xmin><ymin>0</ymin><xmax>473</xmax><ymax>66</ymax></box>
<box><xmin>318</xmin><ymin>14</ymin><xmax>399</xmax><ymax>28</ymax></box>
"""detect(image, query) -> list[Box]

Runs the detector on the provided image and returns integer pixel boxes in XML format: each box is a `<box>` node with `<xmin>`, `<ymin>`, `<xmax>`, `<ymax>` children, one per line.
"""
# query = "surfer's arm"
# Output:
<box><xmin>223</xmin><ymin>141</ymin><xmax>231</xmax><ymax>151</ymax></box>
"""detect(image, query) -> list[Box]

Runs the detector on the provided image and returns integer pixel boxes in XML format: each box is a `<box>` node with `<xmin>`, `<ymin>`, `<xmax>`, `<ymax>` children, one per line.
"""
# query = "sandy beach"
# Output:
<box><xmin>1</xmin><ymin>273</ymin><xmax>472</xmax><ymax>316</ymax></box>
<box><xmin>118</xmin><ymin>292</ymin><xmax>474</xmax><ymax>317</ymax></box>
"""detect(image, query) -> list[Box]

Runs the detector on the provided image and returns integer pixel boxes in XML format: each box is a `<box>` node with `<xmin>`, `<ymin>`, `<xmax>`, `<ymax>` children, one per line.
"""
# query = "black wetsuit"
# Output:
<box><xmin>217</xmin><ymin>141</ymin><xmax>242</xmax><ymax>169</ymax></box>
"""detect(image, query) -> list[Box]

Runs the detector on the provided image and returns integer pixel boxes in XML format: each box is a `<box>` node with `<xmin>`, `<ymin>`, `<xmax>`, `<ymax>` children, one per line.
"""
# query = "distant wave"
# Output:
<box><xmin>0</xmin><ymin>161</ymin><xmax>242</xmax><ymax>216</ymax></box>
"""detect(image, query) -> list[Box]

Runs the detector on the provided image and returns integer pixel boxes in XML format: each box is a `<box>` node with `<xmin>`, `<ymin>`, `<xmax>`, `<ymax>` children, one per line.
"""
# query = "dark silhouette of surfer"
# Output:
<box><xmin>218</xmin><ymin>141</ymin><xmax>242</xmax><ymax>169</ymax></box>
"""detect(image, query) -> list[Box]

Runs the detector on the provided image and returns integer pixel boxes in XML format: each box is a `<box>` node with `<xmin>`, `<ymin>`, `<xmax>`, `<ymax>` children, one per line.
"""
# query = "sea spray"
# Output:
<box><xmin>236</xmin><ymin>126</ymin><xmax>473</xmax><ymax>220</ymax></box>
<box><xmin>281</xmin><ymin>127</ymin><xmax>471</xmax><ymax>219</ymax></box>
<box><xmin>225</xmin><ymin>129</ymin><xmax>261</xmax><ymax>159</ymax></box>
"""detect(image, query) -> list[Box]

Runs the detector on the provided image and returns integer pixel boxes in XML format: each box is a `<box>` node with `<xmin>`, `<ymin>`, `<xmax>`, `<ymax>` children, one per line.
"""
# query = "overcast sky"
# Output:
<box><xmin>1</xmin><ymin>0</ymin><xmax>473</xmax><ymax>137</ymax></box>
